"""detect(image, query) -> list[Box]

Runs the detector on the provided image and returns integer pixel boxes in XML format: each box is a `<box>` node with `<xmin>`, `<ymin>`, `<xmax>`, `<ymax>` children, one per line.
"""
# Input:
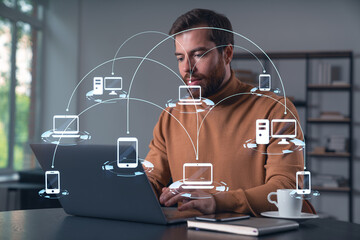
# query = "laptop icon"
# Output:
<box><xmin>30</xmin><ymin>144</ymin><xmax>202</xmax><ymax>224</ymax></box>
<box><xmin>178</xmin><ymin>85</ymin><xmax>202</xmax><ymax>105</ymax></box>
<box><xmin>182</xmin><ymin>163</ymin><xmax>215</xmax><ymax>189</ymax></box>
<box><xmin>52</xmin><ymin>115</ymin><xmax>80</xmax><ymax>138</ymax></box>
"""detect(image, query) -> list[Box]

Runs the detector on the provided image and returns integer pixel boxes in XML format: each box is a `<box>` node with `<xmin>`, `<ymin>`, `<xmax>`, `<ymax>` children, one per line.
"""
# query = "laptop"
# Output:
<box><xmin>30</xmin><ymin>143</ymin><xmax>202</xmax><ymax>225</ymax></box>
<box><xmin>182</xmin><ymin>163</ymin><xmax>215</xmax><ymax>189</ymax></box>
<box><xmin>52</xmin><ymin>115</ymin><xmax>80</xmax><ymax>138</ymax></box>
<box><xmin>178</xmin><ymin>85</ymin><xmax>202</xmax><ymax>105</ymax></box>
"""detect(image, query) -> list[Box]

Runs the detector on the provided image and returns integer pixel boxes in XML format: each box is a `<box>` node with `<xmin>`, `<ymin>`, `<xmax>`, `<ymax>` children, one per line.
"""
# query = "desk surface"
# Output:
<box><xmin>0</xmin><ymin>208</ymin><xmax>359</xmax><ymax>240</ymax></box>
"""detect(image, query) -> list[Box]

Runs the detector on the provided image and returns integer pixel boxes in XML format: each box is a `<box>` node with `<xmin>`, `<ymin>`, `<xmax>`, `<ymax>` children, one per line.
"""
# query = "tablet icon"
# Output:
<box><xmin>117</xmin><ymin>137</ymin><xmax>138</xmax><ymax>168</ymax></box>
<box><xmin>182</xmin><ymin>163</ymin><xmax>214</xmax><ymax>189</ymax></box>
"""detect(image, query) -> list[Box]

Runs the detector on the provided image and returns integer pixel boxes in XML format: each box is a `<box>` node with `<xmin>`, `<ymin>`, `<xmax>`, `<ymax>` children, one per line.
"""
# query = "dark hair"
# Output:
<box><xmin>169</xmin><ymin>8</ymin><xmax>234</xmax><ymax>53</ymax></box>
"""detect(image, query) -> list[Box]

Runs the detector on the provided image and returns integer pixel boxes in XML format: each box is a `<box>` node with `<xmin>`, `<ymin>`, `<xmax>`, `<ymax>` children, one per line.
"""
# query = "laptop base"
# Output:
<box><xmin>182</xmin><ymin>185</ymin><xmax>215</xmax><ymax>189</ymax></box>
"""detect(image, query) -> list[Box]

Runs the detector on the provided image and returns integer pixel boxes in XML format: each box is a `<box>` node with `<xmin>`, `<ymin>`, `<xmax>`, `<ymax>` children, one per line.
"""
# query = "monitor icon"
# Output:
<box><xmin>271</xmin><ymin>119</ymin><xmax>297</xmax><ymax>144</ymax></box>
<box><xmin>104</xmin><ymin>77</ymin><xmax>122</xmax><ymax>95</ymax></box>
<box><xmin>178</xmin><ymin>85</ymin><xmax>202</xmax><ymax>105</ymax></box>
<box><xmin>52</xmin><ymin>115</ymin><xmax>80</xmax><ymax>138</ymax></box>
<box><xmin>182</xmin><ymin>163</ymin><xmax>214</xmax><ymax>189</ymax></box>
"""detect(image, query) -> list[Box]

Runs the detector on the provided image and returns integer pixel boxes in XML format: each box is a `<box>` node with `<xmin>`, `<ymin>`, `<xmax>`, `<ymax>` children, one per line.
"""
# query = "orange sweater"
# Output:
<box><xmin>146</xmin><ymin>71</ymin><xmax>314</xmax><ymax>216</ymax></box>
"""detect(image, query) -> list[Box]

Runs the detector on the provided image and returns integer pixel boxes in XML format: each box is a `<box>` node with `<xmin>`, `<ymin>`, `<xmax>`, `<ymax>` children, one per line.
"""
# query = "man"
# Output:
<box><xmin>146</xmin><ymin>8</ymin><xmax>314</xmax><ymax>216</ymax></box>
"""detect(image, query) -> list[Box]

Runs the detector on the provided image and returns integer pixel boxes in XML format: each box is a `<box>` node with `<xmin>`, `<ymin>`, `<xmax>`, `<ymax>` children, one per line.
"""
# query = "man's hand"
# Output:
<box><xmin>159</xmin><ymin>187</ymin><xmax>216</xmax><ymax>214</ymax></box>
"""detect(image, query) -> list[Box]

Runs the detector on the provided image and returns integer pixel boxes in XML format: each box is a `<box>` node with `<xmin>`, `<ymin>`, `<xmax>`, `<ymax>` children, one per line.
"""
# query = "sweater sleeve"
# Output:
<box><xmin>214</xmin><ymin>98</ymin><xmax>313</xmax><ymax>216</ymax></box>
<box><xmin>145</xmin><ymin>110</ymin><xmax>172</xmax><ymax>199</ymax></box>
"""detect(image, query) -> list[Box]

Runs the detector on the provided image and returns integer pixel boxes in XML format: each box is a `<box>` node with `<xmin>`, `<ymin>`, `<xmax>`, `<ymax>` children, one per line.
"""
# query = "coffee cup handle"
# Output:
<box><xmin>267</xmin><ymin>192</ymin><xmax>278</xmax><ymax>208</ymax></box>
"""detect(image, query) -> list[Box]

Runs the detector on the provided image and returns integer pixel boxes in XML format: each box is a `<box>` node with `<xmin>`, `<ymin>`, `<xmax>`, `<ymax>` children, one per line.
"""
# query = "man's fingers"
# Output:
<box><xmin>159</xmin><ymin>188</ymin><xmax>174</xmax><ymax>204</ymax></box>
<box><xmin>164</xmin><ymin>192</ymin><xmax>187</xmax><ymax>207</ymax></box>
<box><xmin>178</xmin><ymin>200</ymin><xmax>198</xmax><ymax>211</ymax></box>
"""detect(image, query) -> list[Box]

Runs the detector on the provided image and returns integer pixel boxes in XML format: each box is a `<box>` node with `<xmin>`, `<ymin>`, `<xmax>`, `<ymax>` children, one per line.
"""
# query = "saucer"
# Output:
<box><xmin>261</xmin><ymin>211</ymin><xmax>319</xmax><ymax>222</ymax></box>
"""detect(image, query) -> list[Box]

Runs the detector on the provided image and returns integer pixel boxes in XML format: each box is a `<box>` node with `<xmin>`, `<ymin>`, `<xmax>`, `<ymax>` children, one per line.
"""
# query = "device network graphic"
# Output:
<box><xmin>38</xmin><ymin>26</ymin><xmax>319</xmax><ymax>203</ymax></box>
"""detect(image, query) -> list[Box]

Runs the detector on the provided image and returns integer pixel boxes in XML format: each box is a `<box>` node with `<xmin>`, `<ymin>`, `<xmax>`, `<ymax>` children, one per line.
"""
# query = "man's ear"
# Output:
<box><xmin>223</xmin><ymin>44</ymin><xmax>233</xmax><ymax>65</ymax></box>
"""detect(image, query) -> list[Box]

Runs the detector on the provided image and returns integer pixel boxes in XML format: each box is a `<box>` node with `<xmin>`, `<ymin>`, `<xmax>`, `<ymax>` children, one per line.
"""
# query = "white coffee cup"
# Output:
<box><xmin>267</xmin><ymin>189</ymin><xmax>302</xmax><ymax>217</ymax></box>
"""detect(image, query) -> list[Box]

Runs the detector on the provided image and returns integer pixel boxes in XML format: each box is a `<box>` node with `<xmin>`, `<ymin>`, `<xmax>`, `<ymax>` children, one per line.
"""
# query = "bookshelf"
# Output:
<box><xmin>232</xmin><ymin>51</ymin><xmax>354</xmax><ymax>222</ymax></box>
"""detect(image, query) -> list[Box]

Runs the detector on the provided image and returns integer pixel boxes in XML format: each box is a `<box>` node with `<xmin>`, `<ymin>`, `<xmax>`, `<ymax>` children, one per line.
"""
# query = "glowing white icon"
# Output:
<box><xmin>93</xmin><ymin>77</ymin><xmax>103</xmax><ymax>95</ymax></box>
<box><xmin>296</xmin><ymin>171</ymin><xmax>311</xmax><ymax>194</ymax></box>
<box><xmin>271</xmin><ymin>119</ymin><xmax>297</xmax><ymax>145</ymax></box>
<box><xmin>52</xmin><ymin>115</ymin><xmax>80</xmax><ymax>138</ymax></box>
<box><xmin>104</xmin><ymin>77</ymin><xmax>122</xmax><ymax>95</ymax></box>
<box><xmin>256</xmin><ymin>119</ymin><xmax>270</xmax><ymax>144</ymax></box>
<box><xmin>178</xmin><ymin>85</ymin><xmax>202</xmax><ymax>105</ymax></box>
<box><xmin>45</xmin><ymin>170</ymin><xmax>60</xmax><ymax>194</ymax></box>
<box><xmin>117</xmin><ymin>137</ymin><xmax>138</xmax><ymax>168</ymax></box>
<box><xmin>182</xmin><ymin>163</ymin><xmax>214</xmax><ymax>189</ymax></box>
<box><xmin>259</xmin><ymin>74</ymin><xmax>271</xmax><ymax>91</ymax></box>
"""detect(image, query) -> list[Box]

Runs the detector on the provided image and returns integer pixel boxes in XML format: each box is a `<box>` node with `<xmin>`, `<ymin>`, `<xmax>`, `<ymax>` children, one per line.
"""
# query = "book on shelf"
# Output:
<box><xmin>187</xmin><ymin>218</ymin><xmax>299</xmax><ymax>236</ymax></box>
<box><xmin>317</xmin><ymin>63</ymin><xmax>344</xmax><ymax>85</ymax></box>
<box><xmin>312</xmin><ymin>173</ymin><xmax>348</xmax><ymax>188</ymax></box>
<box><xmin>326</xmin><ymin>135</ymin><xmax>348</xmax><ymax>153</ymax></box>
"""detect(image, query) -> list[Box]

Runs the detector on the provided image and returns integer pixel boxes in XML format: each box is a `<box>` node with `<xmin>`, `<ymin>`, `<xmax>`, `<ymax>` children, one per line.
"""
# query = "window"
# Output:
<box><xmin>0</xmin><ymin>0</ymin><xmax>43</xmax><ymax>171</ymax></box>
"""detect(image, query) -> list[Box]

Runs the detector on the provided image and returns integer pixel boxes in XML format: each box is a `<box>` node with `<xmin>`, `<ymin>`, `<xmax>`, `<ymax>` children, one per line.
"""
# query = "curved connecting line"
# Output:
<box><xmin>192</xmin><ymin>44</ymin><xmax>266</xmax><ymax>73</ymax></box>
<box><xmin>66</xmin><ymin>56</ymin><xmax>186</xmax><ymax>111</ymax></box>
<box><xmin>197</xmin><ymin>92</ymin><xmax>306</xmax><ymax>169</ymax></box>
<box><xmin>52</xmin><ymin>97</ymin><xmax>197</xmax><ymax>168</ymax></box>
<box><xmin>118</xmin><ymin>31</ymin><xmax>201</xmax><ymax>136</ymax></box>
<box><xmin>111</xmin><ymin>31</ymin><xmax>191</xmax><ymax>80</ymax></box>
<box><xmin>126</xmin><ymin>26</ymin><xmax>288</xmax><ymax>136</ymax></box>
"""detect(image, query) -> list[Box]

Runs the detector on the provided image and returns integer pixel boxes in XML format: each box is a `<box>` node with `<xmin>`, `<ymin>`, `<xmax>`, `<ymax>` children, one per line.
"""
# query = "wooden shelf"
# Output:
<box><xmin>307</xmin><ymin>118</ymin><xmax>350</xmax><ymax>123</ymax></box>
<box><xmin>293</xmin><ymin>100</ymin><xmax>307</xmax><ymax>107</ymax></box>
<box><xmin>232</xmin><ymin>51</ymin><xmax>352</xmax><ymax>60</ymax></box>
<box><xmin>309</xmin><ymin>152</ymin><xmax>350</xmax><ymax>158</ymax></box>
<box><xmin>308</xmin><ymin>84</ymin><xmax>351</xmax><ymax>91</ymax></box>
<box><xmin>232</xmin><ymin>50</ymin><xmax>354</xmax><ymax>222</ymax></box>
<box><xmin>313</xmin><ymin>186</ymin><xmax>350</xmax><ymax>192</ymax></box>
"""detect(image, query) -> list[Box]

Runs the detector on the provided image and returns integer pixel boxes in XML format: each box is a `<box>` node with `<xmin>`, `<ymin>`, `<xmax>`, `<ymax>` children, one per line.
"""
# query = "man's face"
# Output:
<box><xmin>174</xmin><ymin>28</ymin><xmax>227</xmax><ymax>98</ymax></box>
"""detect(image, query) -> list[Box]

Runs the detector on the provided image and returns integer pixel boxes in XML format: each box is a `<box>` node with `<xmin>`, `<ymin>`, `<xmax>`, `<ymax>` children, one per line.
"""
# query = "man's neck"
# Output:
<box><xmin>219</xmin><ymin>67</ymin><xmax>232</xmax><ymax>89</ymax></box>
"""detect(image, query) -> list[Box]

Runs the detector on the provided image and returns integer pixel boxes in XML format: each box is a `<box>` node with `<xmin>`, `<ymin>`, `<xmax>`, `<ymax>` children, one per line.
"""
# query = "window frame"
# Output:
<box><xmin>0</xmin><ymin>0</ymin><xmax>44</xmax><ymax>173</ymax></box>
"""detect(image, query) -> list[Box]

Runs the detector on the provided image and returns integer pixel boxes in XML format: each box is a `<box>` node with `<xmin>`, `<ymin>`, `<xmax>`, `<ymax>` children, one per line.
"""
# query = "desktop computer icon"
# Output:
<box><xmin>178</xmin><ymin>85</ymin><xmax>202</xmax><ymax>105</ymax></box>
<box><xmin>256</xmin><ymin>119</ymin><xmax>270</xmax><ymax>144</ymax></box>
<box><xmin>52</xmin><ymin>115</ymin><xmax>80</xmax><ymax>138</ymax></box>
<box><xmin>182</xmin><ymin>163</ymin><xmax>214</xmax><ymax>189</ymax></box>
<box><xmin>271</xmin><ymin>119</ymin><xmax>297</xmax><ymax>144</ymax></box>
<box><xmin>93</xmin><ymin>77</ymin><xmax>103</xmax><ymax>95</ymax></box>
<box><xmin>104</xmin><ymin>77</ymin><xmax>122</xmax><ymax>95</ymax></box>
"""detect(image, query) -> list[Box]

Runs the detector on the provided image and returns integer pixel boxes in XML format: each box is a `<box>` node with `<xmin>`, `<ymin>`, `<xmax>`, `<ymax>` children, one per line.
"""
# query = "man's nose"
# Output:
<box><xmin>182</xmin><ymin>57</ymin><xmax>196</xmax><ymax>74</ymax></box>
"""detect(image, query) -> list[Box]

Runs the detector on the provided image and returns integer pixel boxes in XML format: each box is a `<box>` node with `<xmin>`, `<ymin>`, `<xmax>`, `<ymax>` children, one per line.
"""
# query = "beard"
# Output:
<box><xmin>183</xmin><ymin>57</ymin><xmax>226</xmax><ymax>99</ymax></box>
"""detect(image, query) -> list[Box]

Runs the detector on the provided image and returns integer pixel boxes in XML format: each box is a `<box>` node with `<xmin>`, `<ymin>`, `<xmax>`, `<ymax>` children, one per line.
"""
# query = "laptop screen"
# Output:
<box><xmin>183</xmin><ymin>163</ymin><xmax>213</xmax><ymax>185</ymax></box>
<box><xmin>53</xmin><ymin>116</ymin><xmax>79</xmax><ymax>134</ymax></box>
<box><xmin>179</xmin><ymin>86</ymin><xmax>201</xmax><ymax>102</ymax></box>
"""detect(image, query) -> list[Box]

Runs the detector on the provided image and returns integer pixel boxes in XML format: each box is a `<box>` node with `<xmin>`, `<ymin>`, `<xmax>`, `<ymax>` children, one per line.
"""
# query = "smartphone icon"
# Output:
<box><xmin>296</xmin><ymin>171</ymin><xmax>311</xmax><ymax>194</ymax></box>
<box><xmin>93</xmin><ymin>77</ymin><xmax>103</xmax><ymax>95</ymax></box>
<box><xmin>45</xmin><ymin>170</ymin><xmax>60</xmax><ymax>194</ymax></box>
<box><xmin>117</xmin><ymin>137</ymin><xmax>138</xmax><ymax>168</ymax></box>
<box><xmin>259</xmin><ymin>74</ymin><xmax>271</xmax><ymax>91</ymax></box>
<box><xmin>256</xmin><ymin>119</ymin><xmax>270</xmax><ymax>144</ymax></box>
